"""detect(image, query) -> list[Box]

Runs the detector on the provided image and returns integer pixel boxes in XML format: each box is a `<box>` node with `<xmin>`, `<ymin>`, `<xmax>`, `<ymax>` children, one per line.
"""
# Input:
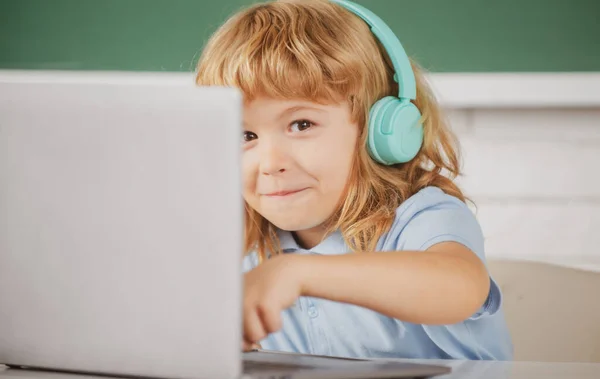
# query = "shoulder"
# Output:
<box><xmin>378</xmin><ymin>186</ymin><xmax>483</xmax><ymax>253</ymax></box>
<box><xmin>379</xmin><ymin>187</ymin><xmax>505</xmax><ymax>321</ymax></box>
<box><xmin>397</xmin><ymin>186</ymin><xmax>470</xmax><ymax>217</ymax></box>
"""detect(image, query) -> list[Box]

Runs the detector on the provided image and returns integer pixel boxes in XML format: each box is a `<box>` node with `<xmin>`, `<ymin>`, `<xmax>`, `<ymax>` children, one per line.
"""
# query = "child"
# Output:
<box><xmin>196</xmin><ymin>0</ymin><xmax>513</xmax><ymax>360</ymax></box>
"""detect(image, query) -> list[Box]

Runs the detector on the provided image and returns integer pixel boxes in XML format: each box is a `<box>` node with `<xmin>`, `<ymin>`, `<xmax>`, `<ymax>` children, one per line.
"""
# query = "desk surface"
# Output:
<box><xmin>402</xmin><ymin>359</ymin><xmax>600</xmax><ymax>379</ymax></box>
<box><xmin>2</xmin><ymin>360</ymin><xmax>600</xmax><ymax>379</ymax></box>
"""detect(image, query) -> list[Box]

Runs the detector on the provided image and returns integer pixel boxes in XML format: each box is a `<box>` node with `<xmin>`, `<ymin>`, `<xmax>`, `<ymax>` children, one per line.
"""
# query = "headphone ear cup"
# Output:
<box><xmin>367</xmin><ymin>96</ymin><xmax>424</xmax><ymax>165</ymax></box>
<box><xmin>367</xmin><ymin>97</ymin><xmax>396</xmax><ymax>164</ymax></box>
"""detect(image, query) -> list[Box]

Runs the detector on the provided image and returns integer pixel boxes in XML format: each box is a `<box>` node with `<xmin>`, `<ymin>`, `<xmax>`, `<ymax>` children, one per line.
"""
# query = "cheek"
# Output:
<box><xmin>325</xmin><ymin>133</ymin><xmax>356</xmax><ymax>179</ymax></box>
<box><xmin>322</xmin><ymin>160</ymin><xmax>354</xmax><ymax>195</ymax></box>
<box><xmin>310</xmin><ymin>139</ymin><xmax>356</xmax><ymax>194</ymax></box>
<box><xmin>241</xmin><ymin>151</ymin><xmax>258</xmax><ymax>198</ymax></box>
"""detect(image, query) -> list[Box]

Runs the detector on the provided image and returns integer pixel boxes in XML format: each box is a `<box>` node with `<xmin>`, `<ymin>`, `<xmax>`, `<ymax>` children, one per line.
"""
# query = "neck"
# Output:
<box><xmin>292</xmin><ymin>225</ymin><xmax>328</xmax><ymax>250</ymax></box>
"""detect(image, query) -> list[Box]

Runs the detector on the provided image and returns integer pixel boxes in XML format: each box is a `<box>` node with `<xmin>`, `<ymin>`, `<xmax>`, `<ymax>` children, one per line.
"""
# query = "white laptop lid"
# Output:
<box><xmin>0</xmin><ymin>71</ymin><xmax>243</xmax><ymax>379</ymax></box>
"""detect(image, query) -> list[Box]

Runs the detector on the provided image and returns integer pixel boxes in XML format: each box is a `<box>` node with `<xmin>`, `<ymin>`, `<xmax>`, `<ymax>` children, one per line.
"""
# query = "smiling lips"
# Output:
<box><xmin>263</xmin><ymin>188</ymin><xmax>308</xmax><ymax>197</ymax></box>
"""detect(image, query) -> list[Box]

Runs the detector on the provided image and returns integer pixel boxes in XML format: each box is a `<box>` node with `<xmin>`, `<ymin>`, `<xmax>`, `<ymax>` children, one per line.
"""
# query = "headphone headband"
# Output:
<box><xmin>330</xmin><ymin>0</ymin><xmax>416</xmax><ymax>101</ymax></box>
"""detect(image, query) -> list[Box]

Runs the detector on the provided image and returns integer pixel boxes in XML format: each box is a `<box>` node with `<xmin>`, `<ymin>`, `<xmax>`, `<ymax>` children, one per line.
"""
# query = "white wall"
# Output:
<box><xmin>424</xmin><ymin>72</ymin><xmax>600</xmax><ymax>272</ymax></box>
<box><xmin>448</xmin><ymin>107</ymin><xmax>600</xmax><ymax>271</ymax></box>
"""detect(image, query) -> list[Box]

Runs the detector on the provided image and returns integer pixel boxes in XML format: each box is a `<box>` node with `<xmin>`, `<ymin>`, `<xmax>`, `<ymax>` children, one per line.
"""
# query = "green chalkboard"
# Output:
<box><xmin>1</xmin><ymin>0</ymin><xmax>599</xmax><ymax>72</ymax></box>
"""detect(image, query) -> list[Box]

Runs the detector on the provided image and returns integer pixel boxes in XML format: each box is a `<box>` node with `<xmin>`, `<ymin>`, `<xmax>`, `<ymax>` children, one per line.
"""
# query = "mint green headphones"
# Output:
<box><xmin>330</xmin><ymin>0</ymin><xmax>424</xmax><ymax>165</ymax></box>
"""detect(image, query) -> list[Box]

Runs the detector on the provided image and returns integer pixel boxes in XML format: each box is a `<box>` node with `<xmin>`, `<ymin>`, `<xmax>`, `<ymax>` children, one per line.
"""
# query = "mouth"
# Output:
<box><xmin>263</xmin><ymin>188</ymin><xmax>308</xmax><ymax>197</ymax></box>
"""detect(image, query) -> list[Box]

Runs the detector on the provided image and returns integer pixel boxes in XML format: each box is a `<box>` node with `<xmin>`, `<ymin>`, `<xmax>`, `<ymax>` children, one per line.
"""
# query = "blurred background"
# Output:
<box><xmin>1</xmin><ymin>0</ymin><xmax>600</xmax><ymax>363</ymax></box>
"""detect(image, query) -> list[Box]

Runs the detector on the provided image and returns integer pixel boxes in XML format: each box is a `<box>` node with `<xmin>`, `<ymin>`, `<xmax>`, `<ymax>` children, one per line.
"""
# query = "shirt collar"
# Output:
<box><xmin>277</xmin><ymin>229</ymin><xmax>349</xmax><ymax>255</ymax></box>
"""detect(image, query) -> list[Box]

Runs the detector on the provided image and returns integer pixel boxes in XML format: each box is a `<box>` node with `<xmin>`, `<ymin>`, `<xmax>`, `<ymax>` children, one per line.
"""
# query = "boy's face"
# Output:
<box><xmin>242</xmin><ymin>96</ymin><xmax>358</xmax><ymax>245</ymax></box>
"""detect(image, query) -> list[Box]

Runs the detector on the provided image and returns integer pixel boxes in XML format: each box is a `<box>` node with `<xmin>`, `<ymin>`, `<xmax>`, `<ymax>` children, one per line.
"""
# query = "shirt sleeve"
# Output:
<box><xmin>392</xmin><ymin>196</ymin><xmax>501</xmax><ymax>320</ymax></box>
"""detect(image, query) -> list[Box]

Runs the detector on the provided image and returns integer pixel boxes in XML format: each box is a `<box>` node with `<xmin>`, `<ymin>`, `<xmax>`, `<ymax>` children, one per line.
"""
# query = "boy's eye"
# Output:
<box><xmin>243</xmin><ymin>131</ymin><xmax>258</xmax><ymax>143</ymax></box>
<box><xmin>290</xmin><ymin>119</ymin><xmax>314</xmax><ymax>133</ymax></box>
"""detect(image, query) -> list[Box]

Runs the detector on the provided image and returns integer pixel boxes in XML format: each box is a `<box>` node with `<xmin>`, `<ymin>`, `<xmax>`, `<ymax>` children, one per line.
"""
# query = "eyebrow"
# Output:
<box><xmin>243</xmin><ymin>105</ymin><xmax>328</xmax><ymax>128</ymax></box>
<box><xmin>277</xmin><ymin>105</ymin><xmax>328</xmax><ymax>121</ymax></box>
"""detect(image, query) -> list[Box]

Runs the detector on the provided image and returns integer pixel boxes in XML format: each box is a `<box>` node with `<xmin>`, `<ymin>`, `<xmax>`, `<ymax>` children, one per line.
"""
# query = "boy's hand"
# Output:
<box><xmin>243</xmin><ymin>254</ymin><xmax>307</xmax><ymax>345</ymax></box>
<box><xmin>242</xmin><ymin>341</ymin><xmax>261</xmax><ymax>352</ymax></box>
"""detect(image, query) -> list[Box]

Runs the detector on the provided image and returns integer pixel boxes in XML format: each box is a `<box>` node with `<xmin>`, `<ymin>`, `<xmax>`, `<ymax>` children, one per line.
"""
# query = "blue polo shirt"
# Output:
<box><xmin>242</xmin><ymin>186</ymin><xmax>513</xmax><ymax>360</ymax></box>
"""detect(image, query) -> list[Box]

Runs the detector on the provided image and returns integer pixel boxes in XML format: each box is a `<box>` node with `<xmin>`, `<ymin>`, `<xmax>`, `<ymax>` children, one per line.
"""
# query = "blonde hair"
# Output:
<box><xmin>196</xmin><ymin>0</ymin><xmax>466</xmax><ymax>261</ymax></box>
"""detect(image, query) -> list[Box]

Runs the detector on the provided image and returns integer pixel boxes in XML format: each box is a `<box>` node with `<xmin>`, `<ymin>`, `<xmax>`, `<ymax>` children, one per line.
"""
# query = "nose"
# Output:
<box><xmin>259</xmin><ymin>138</ymin><xmax>288</xmax><ymax>176</ymax></box>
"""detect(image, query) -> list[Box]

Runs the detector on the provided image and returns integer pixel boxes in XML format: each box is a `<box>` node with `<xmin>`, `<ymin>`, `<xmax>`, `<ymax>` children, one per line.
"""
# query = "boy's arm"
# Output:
<box><xmin>242</xmin><ymin>242</ymin><xmax>490</xmax><ymax>344</ymax></box>
<box><xmin>297</xmin><ymin>242</ymin><xmax>490</xmax><ymax>325</ymax></box>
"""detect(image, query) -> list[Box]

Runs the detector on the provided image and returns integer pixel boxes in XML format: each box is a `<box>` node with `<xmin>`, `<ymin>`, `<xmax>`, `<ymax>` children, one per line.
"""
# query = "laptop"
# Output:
<box><xmin>0</xmin><ymin>70</ymin><xmax>450</xmax><ymax>379</ymax></box>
